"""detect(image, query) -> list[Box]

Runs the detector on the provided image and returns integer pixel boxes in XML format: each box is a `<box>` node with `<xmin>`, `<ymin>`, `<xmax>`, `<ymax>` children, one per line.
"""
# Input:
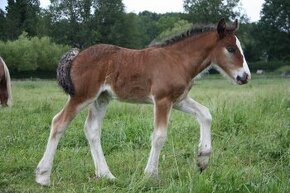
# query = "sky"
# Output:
<box><xmin>0</xmin><ymin>0</ymin><xmax>264</xmax><ymax>22</ymax></box>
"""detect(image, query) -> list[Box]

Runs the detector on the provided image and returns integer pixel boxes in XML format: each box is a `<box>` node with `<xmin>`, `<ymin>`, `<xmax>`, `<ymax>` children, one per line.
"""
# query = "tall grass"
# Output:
<box><xmin>0</xmin><ymin>77</ymin><xmax>289</xmax><ymax>192</ymax></box>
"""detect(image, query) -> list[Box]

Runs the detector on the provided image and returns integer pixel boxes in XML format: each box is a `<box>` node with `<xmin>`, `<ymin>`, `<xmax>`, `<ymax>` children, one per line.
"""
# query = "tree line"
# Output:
<box><xmin>0</xmin><ymin>0</ymin><xmax>289</xmax><ymax>75</ymax></box>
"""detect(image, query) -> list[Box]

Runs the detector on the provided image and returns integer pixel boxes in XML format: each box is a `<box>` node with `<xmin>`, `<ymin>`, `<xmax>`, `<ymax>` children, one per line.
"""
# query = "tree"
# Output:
<box><xmin>183</xmin><ymin>0</ymin><xmax>247</xmax><ymax>23</ymax></box>
<box><xmin>237</xmin><ymin>23</ymin><xmax>263</xmax><ymax>62</ymax></box>
<box><xmin>49</xmin><ymin>0</ymin><xmax>86</xmax><ymax>47</ymax></box>
<box><xmin>136</xmin><ymin>11</ymin><xmax>161</xmax><ymax>47</ymax></box>
<box><xmin>157</xmin><ymin>13</ymin><xmax>182</xmax><ymax>33</ymax></box>
<box><xmin>93</xmin><ymin>0</ymin><xmax>126</xmax><ymax>46</ymax></box>
<box><xmin>260</xmin><ymin>0</ymin><xmax>290</xmax><ymax>34</ymax></box>
<box><xmin>5</xmin><ymin>0</ymin><xmax>40</xmax><ymax>40</ymax></box>
<box><xmin>256</xmin><ymin>0</ymin><xmax>290</xmax><ymax>60</ymax></box>
<box><xmin>122</xmin><ymin>13</ymin><xmax>144</xmax><ymax>48</ymax></box>
<box><xmin>152</xmin><ymin>19</ymin><xmax>192</xmax><ymax>45</ymax></box>
<box><xmin>34</xmin><ymin>9</ymin><xmax>53</xmax><ymax>38</ymax></box>
<box><xmin>0</xmin><ymin>9</ymin><xmax>6</xmax><ymax>40</ymax></box>
<box><xmin>78</xmin><ymin>0</ymin><xmax>99</xmax><ymax>47</ymax></box>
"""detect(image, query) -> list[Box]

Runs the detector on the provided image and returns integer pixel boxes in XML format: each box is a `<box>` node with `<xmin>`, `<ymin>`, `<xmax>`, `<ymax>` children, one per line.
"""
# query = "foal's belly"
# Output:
<box><xmin>102</xmin><ymin>82</ymin><xmax>153</xmax><ymax>104</ymax></box>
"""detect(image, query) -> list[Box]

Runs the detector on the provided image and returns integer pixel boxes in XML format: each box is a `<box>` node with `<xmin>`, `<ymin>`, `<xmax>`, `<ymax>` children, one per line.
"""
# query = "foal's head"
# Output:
<box><xmin>211</xmin><ymin>19</ymin><xmax>251</xmax><ymax>84</ymax></box>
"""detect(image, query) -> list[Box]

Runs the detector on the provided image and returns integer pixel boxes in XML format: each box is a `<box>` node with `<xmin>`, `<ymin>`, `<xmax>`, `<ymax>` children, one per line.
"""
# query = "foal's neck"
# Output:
<box><xmin>166</xmin><ymin>32</ymin><xmax>218</xmax><ymax>78</ymax></box>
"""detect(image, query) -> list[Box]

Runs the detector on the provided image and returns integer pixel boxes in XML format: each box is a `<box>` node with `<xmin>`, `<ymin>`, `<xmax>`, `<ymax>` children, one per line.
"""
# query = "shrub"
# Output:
<box><xmin>0</xmin><ymin>32</ymin><xmax>70</xmax><ymax>72</ymax></box>
<box><xmin>275</xmin><ymin>65</ymin><xmax>290</xmax><ymax>74</ymax></box>
<box><xmin>249</xmin><ymin>60</ymin><xmax>290</xmax><ymax>72</ymax></box>
<box><xmin>150</xmin><ymin>19</ymin><xmax>192</xmax><ymax>45</ymax></box>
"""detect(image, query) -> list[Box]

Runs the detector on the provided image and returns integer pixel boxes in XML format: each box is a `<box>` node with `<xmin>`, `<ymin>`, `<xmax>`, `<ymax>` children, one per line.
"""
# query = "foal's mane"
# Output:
<box><xmin>149</xmin><ymin>24</ymin><xmax>216</xmax><ymax>47</ymax></box>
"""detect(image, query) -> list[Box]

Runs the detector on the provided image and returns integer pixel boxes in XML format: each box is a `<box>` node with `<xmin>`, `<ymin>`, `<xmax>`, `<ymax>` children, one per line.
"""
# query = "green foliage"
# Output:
<box><xmin>0</xmin><ymin>0</ymin><xmax>289</xmax><ymax>73</ymax></box>
<box><xmin>0</xmin><ymin>77</ymin><xmax>289</xmax><ymax>192</ymax></box>
<box><xmin>0</xmin><ymin>9</ymin><xmax>6</xmax><ymax>40</ymax></box>
<box><xmin>5</xmin><ymin>0</ymin><xmax>40</xmax><ymax>39</ymax></box>
<box><xmin>256</xmin><ymin>0</ymin><xmax>290</xmax><ymax>61</ymax></box>
<box><xmin>32</xmin><ymin>36</ymin><xmax>70</xmax><ymax>71</ymax></box>
<box><xmin>275</xmin><ymin>65</ymin><xmax>290</xmax><ymax>74</ymax></box>
<box><xmin>249</xmin><ymin>60</ymin><xmax>290</xmax><ymax>72</ymax></box>
<box><xmin>135</xmin><ymin>11</ymin><xmax>161</xmax><ymax>47</ymax></box>
<box><xmin>260</xmin><ymin>0</ymin><xmax>290</xmax><ymax>33</ymax></box>
<box><xmin>94</xmin><ymin>0</ymin><xmax>126</xmax><ymax>45</ymax></box>
<box><xmin>0</xmin><ymin>33</ymin><xmax>37</xmax><ymax>71</ymax></box>
<box><xmin>157</xmin><ymin>13</ymin><xmax>184</xmax><ymax>33</ymax></box>
<box><xmin>245</xmin><ymin>0</ymin><xmax>290</xmax><ymax>72</ymax></box>
<box><xmin>0</xmin><ymin>32</ymin><xmax>69</xmax><ymax>71</ymax></box>
<box><xmin>183</xmin><ymin>0</ymin><xmax>247</xmax><ymax>23</ymax></box>
<box><xmin>46</xmin><ymin>0</ymin><xmax>143</xmax><ymax>48</ymax></box>
<box><xmin>122</xmin><ymin>13</ymin><xmax>144</xmax><ymax>48</ymax></box>
<box><xmin>152</xmin><ymin>19</ymin><xmax>192</xmax><ymax>43</ymax></box>
<box><xmin>135</xmin><ymin>12</ymin><xmax>188</xmax><ymax>47</ymax></box>
<box><xmin>48</xmin><ymin>0</ymin><xmax>97</xmax><ymax>47</ymax></box>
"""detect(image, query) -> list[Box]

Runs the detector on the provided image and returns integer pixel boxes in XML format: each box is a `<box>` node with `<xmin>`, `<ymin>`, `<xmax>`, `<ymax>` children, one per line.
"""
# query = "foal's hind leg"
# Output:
<box><xmin>36</xmin><ymin>97</ymin><xmax>89</xmax><ymax>186</ymax></box>
<box><xmin>84</xmin><ymin>93</ymin><xmax>115</xmax><ymax>180</ymax></box>
<box><xmin>174</xmin><ymin>96</ymin><xmax>212</xmax><ymax>172</ymax></box>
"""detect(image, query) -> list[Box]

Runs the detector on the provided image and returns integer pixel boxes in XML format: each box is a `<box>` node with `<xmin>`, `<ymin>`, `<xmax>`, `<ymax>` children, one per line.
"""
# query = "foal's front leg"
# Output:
<box><xmin>144</xmin><ymin>97</ymin><xmax>172</xmax><ymax>177</ymax></box>
<box><xmin>174</xmin><ymin>96</ymin><xmax>212</xmax><ymax>172</ymax></box>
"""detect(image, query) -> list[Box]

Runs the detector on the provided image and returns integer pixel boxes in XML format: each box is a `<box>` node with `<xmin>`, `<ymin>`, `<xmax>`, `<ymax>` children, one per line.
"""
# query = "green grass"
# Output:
<box><xmin>0</xmin><ymin>76</ymin><xmax>289</xmax><ymax>192</ymax></box>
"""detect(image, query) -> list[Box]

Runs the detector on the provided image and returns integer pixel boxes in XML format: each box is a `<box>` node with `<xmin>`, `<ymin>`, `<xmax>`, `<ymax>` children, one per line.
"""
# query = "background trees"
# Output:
<box><xmin>183</xmin><ymin>0</ymin><xmax>247</xmax><ymax>23</ymax></box>
<box><xmin>47</xmin><ymin>0</ymin><xmax>96</xmax><ymax>47</ymax></box>
<box><xmin>256</xmin><ymin>0</ymin><xmax>290</xmax><ymax>61</ymax></box>
<box><xmin>4</xmin><ymin>0</ymin><xmax>40</xmax><ymax>40</ymax></box>
<box><xmin>0</xmin><ymin>0</ymin><xmax>289</xmax><ymax>75</ymax></box>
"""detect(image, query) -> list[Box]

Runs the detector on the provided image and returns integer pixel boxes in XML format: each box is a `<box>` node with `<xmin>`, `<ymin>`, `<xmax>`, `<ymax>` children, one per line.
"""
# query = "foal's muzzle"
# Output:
<box><xmin>236</xmin><ymin>72</ymin><xmax>249</xmax><ymax>85</ymax></box>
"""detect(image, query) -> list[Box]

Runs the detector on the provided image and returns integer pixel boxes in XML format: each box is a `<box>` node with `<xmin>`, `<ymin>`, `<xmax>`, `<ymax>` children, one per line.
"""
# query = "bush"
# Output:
<box><xmin>0</xmin><ymin>32</ymin><xmax>70</xmax><ymax>72</ymax></box>
<box><xmin>150</xmin><ymin>19</ymin><xmax>192</xmax><ymax>45</ymax></box>
<box><xmin>275</xmin><ymin>65</ymin><xmax>290</xmax><ymax>74</ymax></box>
<box><xmin>249</xmin><ymin>60</ymin><xmax>290</xmax><ymax>72</ymax></box>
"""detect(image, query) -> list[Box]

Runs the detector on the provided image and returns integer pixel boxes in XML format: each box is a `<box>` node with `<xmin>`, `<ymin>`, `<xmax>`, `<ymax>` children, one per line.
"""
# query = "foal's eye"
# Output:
<box><xmin>226</xmin><ymin>47</ymin><xmax>236</xmax><ymax>53</ymax></box>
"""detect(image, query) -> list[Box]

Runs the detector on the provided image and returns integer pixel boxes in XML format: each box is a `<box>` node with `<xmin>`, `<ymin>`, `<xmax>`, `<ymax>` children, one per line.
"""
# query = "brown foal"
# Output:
<box><xmin>36</xmin><ymin>19</ymin><xmax>250</xmax><ymax>186</ymax></box>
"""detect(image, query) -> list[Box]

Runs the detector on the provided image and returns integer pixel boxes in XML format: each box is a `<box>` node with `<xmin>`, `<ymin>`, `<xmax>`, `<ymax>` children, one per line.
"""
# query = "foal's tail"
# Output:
<box><xmin>0</xmin><ymin>57</ymin><xmax>12</xmax><ymax>106</ymax></box>
<box><xmin>57</xmin><ymin>48</ymin><xmax>80</xmax><ymax>96</ymax></box>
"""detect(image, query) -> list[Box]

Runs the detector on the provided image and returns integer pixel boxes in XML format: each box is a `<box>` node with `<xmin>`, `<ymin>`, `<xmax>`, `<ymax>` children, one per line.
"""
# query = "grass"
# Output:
<box><xmin>0</xmin><ymin>76</ymin><xmax>289</xmax><ymax>192</ymax></box>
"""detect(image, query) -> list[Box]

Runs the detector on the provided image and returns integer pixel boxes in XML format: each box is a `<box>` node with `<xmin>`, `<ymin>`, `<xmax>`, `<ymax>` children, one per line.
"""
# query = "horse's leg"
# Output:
<box><xmin>0</xmin><ymin>79</ymin><xmax>7</xmax><ymax>106</ymax></box>
<box><xmin>84</xmin><ymin>93</ymin><xmax>115</xmax><ymax>180</ymax></box>
<box><xmin>174</xmin><ymin>96</ymin><xmax>212</xmax><ymax>172</ymax></box>
<box><xmin>36</xmin><ymin>97</ymin><xmax>89</xmax><ymax>186</ymax></box>
<box><xmin>144</xmin><ymin>97</ymin><xmax>172</xmax><ymax>177</ymax></box>
<box><xmin>1</xmin><ymin>89</ymin><xmax>8</xmax><ymax>106</ymax></box>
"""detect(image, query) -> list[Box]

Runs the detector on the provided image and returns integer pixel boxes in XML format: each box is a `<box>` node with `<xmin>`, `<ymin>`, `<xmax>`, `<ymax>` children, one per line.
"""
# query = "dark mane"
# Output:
<box><xmin>149</xmin><ymin>24</ymin><xmax>216</xmax><ymax>47</ymax></box>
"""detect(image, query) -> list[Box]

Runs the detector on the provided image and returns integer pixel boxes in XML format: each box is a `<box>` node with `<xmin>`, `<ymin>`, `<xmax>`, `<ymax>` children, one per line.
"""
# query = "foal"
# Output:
<box><xmin>36</xmin><ymin>19</ymin><xmax>250</xmax><ymax>185</ymax></box>
<box><xmin>0</xmin><ymin>57</ymin><xmax>12</xmax><ymax>107</ymax></box>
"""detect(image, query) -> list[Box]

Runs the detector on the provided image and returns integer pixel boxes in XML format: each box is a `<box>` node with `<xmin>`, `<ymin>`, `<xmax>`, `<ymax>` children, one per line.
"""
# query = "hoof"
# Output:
<box><xmin>35</xmin><ymin>168</ymin><xmax>51</xmax><ymax>186</ymax></box>
<box><xmin>197</xmin><ymin>152</ymin><xmax>211</xmax><ymax>172</ymax></box>
<box><xmin>96</xmin><ymin>171</ymin><xmax>116</xmax><ymax>180</ymax></box>
<box><xmin>144</xmin><ymin>169</ymin><xmax>159</xmax><ymax>178</ymax></box>
<box><xmin>35</xmin><ymin>174</ymin><xmax>51</xmax><ymax>186</ymax></box>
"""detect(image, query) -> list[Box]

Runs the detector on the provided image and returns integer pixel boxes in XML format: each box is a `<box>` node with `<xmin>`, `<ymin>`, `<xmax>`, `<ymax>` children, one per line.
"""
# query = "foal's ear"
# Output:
<box><xmin>217</xmin><ymin>18</ymin><xmax>226</xmax><ymax>39</ymax></box>
<box><xmin>226</xmin><ymin>19</ymin><xmax>239</xmax><ymax>33</ymax></box>
<box><xmin>233</xmin><ymin>19</ymin><xmax>239</xmax><ymax>31</ymax></box>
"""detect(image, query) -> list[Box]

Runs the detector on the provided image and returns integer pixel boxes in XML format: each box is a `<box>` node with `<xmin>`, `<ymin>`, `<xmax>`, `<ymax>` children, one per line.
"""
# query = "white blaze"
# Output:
<box><xmin>235</xmin><ymin>36</ymin><xmax>251</xmax><ymax>79</ymax></box>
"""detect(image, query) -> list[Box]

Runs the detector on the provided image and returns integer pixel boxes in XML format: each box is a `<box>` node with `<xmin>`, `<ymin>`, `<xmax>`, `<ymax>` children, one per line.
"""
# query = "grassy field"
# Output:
<box><xmin>0</xmin><ymin>76</ymin><xmax>289</xmax><ymax>193</ymax></box>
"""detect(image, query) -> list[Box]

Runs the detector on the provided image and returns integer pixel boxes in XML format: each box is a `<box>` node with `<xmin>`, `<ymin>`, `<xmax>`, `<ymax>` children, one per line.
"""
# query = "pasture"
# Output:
<box><xmin>0</xmin><ymin>76</ymin><xmax>289</xmax><ymax>192</ymax></box>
